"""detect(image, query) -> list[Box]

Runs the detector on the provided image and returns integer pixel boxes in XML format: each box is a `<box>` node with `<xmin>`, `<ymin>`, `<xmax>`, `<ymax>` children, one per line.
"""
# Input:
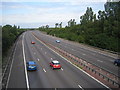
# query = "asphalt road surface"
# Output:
<box><xmin>6</xmin><ymin>30</ymin><xmax>113</xmax><ymax>89</ymax></box>
<box><xmin>33</xmin><ymin>30</ymin><xmax>119</xmax><ymax>77</ymax></box>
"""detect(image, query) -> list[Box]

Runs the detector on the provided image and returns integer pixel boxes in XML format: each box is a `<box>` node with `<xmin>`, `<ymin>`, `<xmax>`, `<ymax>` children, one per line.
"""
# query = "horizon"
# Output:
<box><xmin>1</xmin><ymin>0</ymin><xmax>107</xmax><ymax>28</ymax></box>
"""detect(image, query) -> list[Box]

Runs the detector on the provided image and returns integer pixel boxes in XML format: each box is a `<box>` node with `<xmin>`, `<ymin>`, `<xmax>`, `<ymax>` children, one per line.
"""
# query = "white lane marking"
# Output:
<box><xmin>37</xmin><ymin>58</ymin><xmax>40</xmax><ymax>61</ymax></box>
<box><xmin>61</xmin><ymin>68</ymin><xmax>63</xmax><ymax>71</ymax></box>
<box><xmin>51</xmin><ymin>58</ymin><xmax>53</xmax><ymax>60</ymax></box>
<box><xmin>78</xmin><ymin>84</ymin><xmax>83</xmax><ymax>89</ymax></box>
<box><xmin>97</xmin><ymin>60</ymin><xmax>103</xmax><ymax>63</ymax></box>
<box><xmin>34</xmin><ymin>52</ymin><xmax>36</xmax><ymax>54</ymax></box>
<box><xmin>79</xmin><ymin>46</ymin><xmax>116</xmax><ymax>59</ymax></box>
<box><xmin>22</xmin><ymin>33</ymin><xmax>30</xmax><ymax>90</ymax></box>
<box><xmin>45</xmin><ymin>52</ymin><xmax>47</xmax><ymax>54</ymax></box>
<box><xmin>6</xmin><ymin>40</ymin><xmax>18</xmax><ymax>88</ymax></box>
<box><xmin>82</xmin><ymin>53</ymin><xmax>86</xmax><ymax>55</ymax></box>
<box><xmin>41</xmin><ymin>48</ymin><xmax>42</xmax><ymax>50</ymax></box>
<box><xmin>2</xmin><ymin>39</ymin><xmax>19</xmax><ymax>83</ymax></box>
<box><xmin>43</xmin><ymin>68</ymin><xmax>46</xmax><ymax>72</ymax></box>
<box><xmin>32</xmin><ymin>33</ymin><xmax>110</xmax><ymax>89</ymax></box>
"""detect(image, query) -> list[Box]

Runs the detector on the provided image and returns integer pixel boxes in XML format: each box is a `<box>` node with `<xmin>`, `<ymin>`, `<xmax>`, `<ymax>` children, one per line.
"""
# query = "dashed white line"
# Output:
<box><xmin>97</xmin><ymin>60</ymin><xmax>103</xmax><ymax>63</ymax></box>
<box><xmin>37</xmin><ymin>58</ymin><xmax>40</xmax><ymax>61</ymax></box>
<box><xmin>82</xmin><ymin>53</ymin><xmax>86</xmax><ymax>55</ymax></box>
<box><xmin>43</xmin><ymin>68</ymin><xmax>46</xmax><ymax>72</ymax></box>
<box><xmin>61</xmin><ymin>68</ymin><xmax>63</xmax><ymax>71</ymax></box>
<box><xmin>78</xmin><ymin>84</ymin><xmax>83</xmax><ymax>89</ymax></box>
<box><xmin>80</xmin><ymin>46</ymin><xmax>116</xmax><ymax>58</ymax></box>
<box><xmin>32</xmin><ymin>33</ymin><xmax>110</xmax><ymax>89</ymax></box>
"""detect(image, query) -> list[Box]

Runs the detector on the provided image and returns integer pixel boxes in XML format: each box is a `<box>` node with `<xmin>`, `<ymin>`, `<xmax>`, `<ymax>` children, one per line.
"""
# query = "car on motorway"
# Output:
<box><xmin>49</xmin><ymin>60</ymin><xmax>61</xmax><ymax>69</ymax></box>
<box><xmin>56</xmin><ymin>40</ymin><xmax>60</xmax><ymax>43</ymax></box>
<box><xmin>31</xmin><ymin>41</ymin><xmax>35</xmax><ymax>44</ymax></box>
<box><xmin>27</xmin><ymin>61</ymin><xmax>37</xmax><ymax>71</ymax></box>
<box><xmin>114</xmin><ymin>59</ymin><xmax>120</xmax><ymax>66</ymax></box>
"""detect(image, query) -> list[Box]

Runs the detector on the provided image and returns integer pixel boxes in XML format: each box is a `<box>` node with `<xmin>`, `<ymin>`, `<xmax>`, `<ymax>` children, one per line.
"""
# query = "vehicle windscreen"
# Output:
<box><xmin>29</xmin><ymin>62</ymin><xmax>36</xmax><ymax>66</ymax></box>
<box><xmin>54</xmin><ymin>63</ymin><xmax>60</xmax><ymax>65</ymax></box>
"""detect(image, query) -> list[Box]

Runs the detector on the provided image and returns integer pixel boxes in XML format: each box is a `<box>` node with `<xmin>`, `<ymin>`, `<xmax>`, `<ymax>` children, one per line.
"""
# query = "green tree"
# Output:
<box><xmin>55</xmin><ymin>23</ymin><xmax>59</xmax><ymax>28</ymax></box>
<box><xmin>59</xmin><ymin>22</ymin><xmax>62</xmax><ymax>28</ymax></box>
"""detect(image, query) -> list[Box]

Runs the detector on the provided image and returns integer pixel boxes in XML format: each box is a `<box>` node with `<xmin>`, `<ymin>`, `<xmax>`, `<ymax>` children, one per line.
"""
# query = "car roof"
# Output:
<box><xmin>52</xmin><ymin>60</ymin><xmax>60</xmax><ymax>63</ymax></box>
<box><xmin>28</xmin><ymin>61</ymin><xmax>36</xmax><ymax>64</ymax></box>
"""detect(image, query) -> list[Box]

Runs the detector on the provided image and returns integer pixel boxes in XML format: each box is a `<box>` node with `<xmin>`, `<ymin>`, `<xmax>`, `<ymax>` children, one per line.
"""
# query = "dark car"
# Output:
<box><xmin>27</xmin><ymin>61</ymin><xmax>37</xmax><ymax>71</ymax></box>
<box><xmin>114</xmin><ymin>59</ymin><xmax>120</xmax><ymax>66</ymax></box>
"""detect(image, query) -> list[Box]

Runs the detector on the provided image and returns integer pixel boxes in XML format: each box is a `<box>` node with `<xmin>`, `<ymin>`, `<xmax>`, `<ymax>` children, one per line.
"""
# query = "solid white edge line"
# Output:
<box><xmin>2</xmin><ymin>48</ymin><xmax>14</xmax><ymax>80</ymax></box>
<box><xmin>6</xmin><ymin>40</ymin><xmax>18</xmax><ymax>89</ymax></box>
<box><xmin>22</xmin><ymin>33</ymin><xmax>30</xmax><ymax>90</ymax></box>
<box><xmin>33</xmin><ymin>34</ymin><xmax>110</xmax><ymax>89</ymax></box>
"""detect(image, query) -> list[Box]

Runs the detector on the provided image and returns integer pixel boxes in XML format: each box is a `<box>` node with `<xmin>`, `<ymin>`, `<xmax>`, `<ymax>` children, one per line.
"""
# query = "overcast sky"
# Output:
<box><xmin>1</xmin><ymin>0</ymin><xmax>107</xmax><ymax>28</ymax></box>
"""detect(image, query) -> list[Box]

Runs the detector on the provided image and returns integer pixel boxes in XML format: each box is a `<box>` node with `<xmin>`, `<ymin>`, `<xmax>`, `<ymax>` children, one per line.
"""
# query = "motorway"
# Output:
<box><xmin>33</xmin><ymin>30</ymin><xmax>119</xmax><ymax>76</ymax></box>
<box><xmin>6</xmin><ymin>30</ymin><xmax>116</xmax><ymax>88</ymax></box>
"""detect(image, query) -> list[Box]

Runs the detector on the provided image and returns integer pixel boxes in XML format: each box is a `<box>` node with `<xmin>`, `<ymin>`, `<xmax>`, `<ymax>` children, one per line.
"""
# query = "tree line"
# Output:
<box><xmin>2</xmin><ymin>25</ymin><xmax>25</xmax><ymax>57</ymax></box>
<box><xmin>39</xmin><ymin>2</ymin><xmax>120</xmax><ymax>52</ymax></box>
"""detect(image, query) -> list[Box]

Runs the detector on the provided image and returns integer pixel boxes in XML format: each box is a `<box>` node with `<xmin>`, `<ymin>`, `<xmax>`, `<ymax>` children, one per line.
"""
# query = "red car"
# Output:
<box><xmin>31</xmin><ymin>41</ymin><xmax>35</xmax><ymax>44</ymax></box>
<box><xmin>50</xmin><ymin>60</ymin><xmax>61</xmax><ymax>69</ymax></box>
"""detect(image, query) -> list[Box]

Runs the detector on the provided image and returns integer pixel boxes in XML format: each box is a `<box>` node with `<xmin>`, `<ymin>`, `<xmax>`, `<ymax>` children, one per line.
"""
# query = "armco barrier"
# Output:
<box><xmin>32</xmin><ymin>32</ymin><xmax>120</xmax><ymax>88</ymax></box>
<box><xmin>48</xmin><ymin>44</ymin><xmax>120</xmax><ymax>88</ymax></box>
<box><xmin>47</xmin><ymin>42</ymin><xmax>120</xmax><ymax>88</ymax></box>
<box><xmin>2</xmin><ymin>40</ymin><xmax>17</xmax><ymax>89</ymax></box>
<box><xmin>2</xmin><ymin>33</ymin><xmax>23</xmax><ymax>89</ymax></box>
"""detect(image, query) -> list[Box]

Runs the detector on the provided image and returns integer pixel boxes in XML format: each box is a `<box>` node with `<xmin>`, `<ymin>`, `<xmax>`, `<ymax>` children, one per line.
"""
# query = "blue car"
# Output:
<box><xmin>56</xmin><ymin>40</ymin><xmax>60</xmax><ymax>43</ymax></box>
<box><xmin>27</xmin><ymin>61</ymin><xmax>37</xmax><ymax>71</ymax></box>
<box><xmin>114</xmin><ymin>59</ymin><xmax>120</xmax><ymax>66</ymax></box>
